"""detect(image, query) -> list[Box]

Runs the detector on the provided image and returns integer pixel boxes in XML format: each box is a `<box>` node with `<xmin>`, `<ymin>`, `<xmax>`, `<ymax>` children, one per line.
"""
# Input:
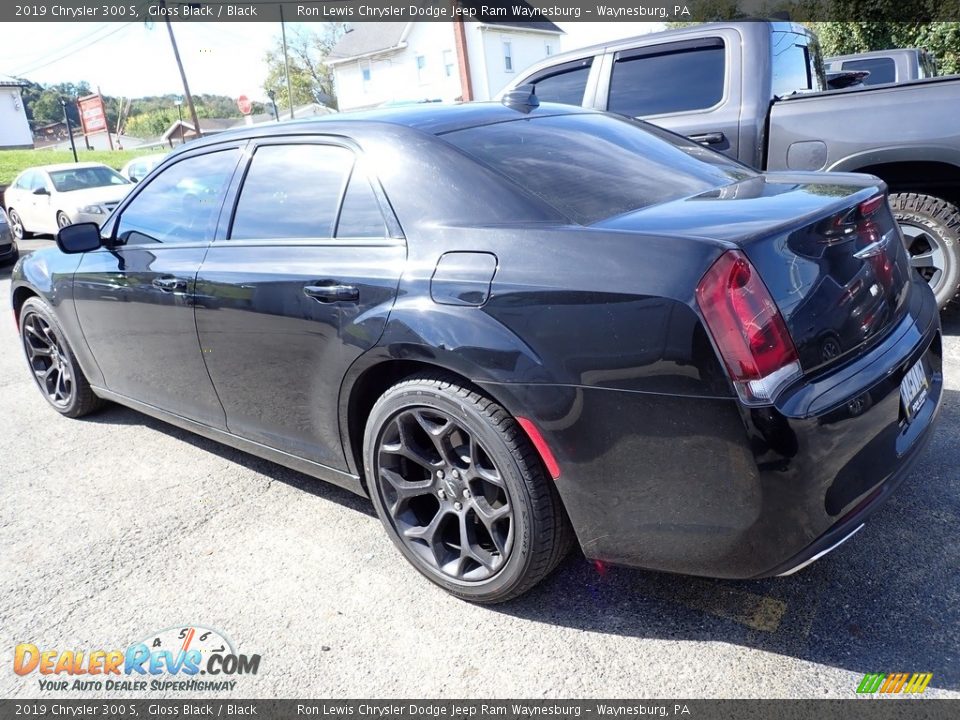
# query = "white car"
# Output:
<box><xmin>4</xmin><ymin>162</ymin><xmax>133</xmax><ymax>238</ymax></box>
<box><xmin>120</xmin><ymin>153</ymin><xmax>166</xmax><ymax>183</ymax></box>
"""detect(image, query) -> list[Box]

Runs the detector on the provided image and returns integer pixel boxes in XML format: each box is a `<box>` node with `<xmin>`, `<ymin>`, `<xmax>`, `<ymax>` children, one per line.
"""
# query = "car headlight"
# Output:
<box><xmin>79</xmin><ymin>205</ymin><xmax>105</xmax><ymax>214</ymax></box>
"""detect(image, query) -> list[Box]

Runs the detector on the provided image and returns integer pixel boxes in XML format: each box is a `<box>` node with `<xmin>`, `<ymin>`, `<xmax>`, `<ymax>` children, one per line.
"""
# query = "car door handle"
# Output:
<box><xmin>688</xmin><ymin>132</ymin><xmax>726</xmax><ymax>145</ymax></box>
<box><xmin>152</xmin><ymin>277</ymin><xmax>187</xmax><ymax>292</ymax></box>
<box><xmin>303</xmin><ymin>284</ymin><xmax>360</xmax><ymax>303</ymax></box>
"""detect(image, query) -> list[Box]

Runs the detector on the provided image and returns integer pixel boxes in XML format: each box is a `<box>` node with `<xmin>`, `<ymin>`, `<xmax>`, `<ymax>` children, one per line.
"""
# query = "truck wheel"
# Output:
<box><xmin>890</xmin><ymin>193</ymin><xmax>960</xmax><ymax>310</ymax></box>
<box><xmin>363</xmin><ymin>373</ymin><xmax>573</xmax><ymax>603</ymax></box>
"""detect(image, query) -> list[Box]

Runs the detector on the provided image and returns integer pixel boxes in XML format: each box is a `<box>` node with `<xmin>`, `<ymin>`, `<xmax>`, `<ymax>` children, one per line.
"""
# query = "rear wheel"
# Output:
<box><xmin>890</xmin><ymin>193</ymin><xmax>960</xmax><ymax>309</ymax></box>
<box><xmin>19</xmin><ymin>297</ymin><xmax>104</xmax><ymax>418</ymax></box>
<box><xmin>363</xmin><ymin>374</ymin><xmax>573</xmax><ymax>603</ymax></box>
<box><xmin>7</xmin><ymin>208</ymin><xmax>28</xmax><ymax>239</ymax></box>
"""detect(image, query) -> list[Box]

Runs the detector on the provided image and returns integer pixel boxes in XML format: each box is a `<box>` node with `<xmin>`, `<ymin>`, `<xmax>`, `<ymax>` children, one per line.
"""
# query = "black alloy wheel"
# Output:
<box><xmin>19</xmin><ymin>297</ymin><xmax>104</xmax><ymax>418</ymax></box>
<box><xmin>377</xmin><ymin>407</ymin><xmax>514</xmax><ymax>582</ymax></box>
<box><xmin>364</xmin><ymin>374</ymin><xmax>573</xmax><ymax>603</ymax></box>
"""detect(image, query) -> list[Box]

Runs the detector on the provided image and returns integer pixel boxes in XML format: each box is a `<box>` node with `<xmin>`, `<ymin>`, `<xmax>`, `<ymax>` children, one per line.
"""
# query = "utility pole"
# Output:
<box><xmin>60</xmin><ymin>98</ymin><xmax>78</xmax><ymax>163</ymax></box>
<box><xmin>161</xmin><ymin>0</ymin><xmax>202</xmax><ymax>139</ymax></box>
<box><xmin>279</xmin><ymin>4</ymin><xmax>295</xmax><ymax>119</ymax></box>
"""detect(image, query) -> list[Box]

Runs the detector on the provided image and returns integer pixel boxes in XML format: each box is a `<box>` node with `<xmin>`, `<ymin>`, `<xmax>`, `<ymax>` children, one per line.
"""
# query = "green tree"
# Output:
<box><xmin>263</xmin><ymin>23</ymin><xmax>346</xmax><ymax>111</ymax></box>
<box><xmin>807</xmin><ymin>22</ymin><xmax>960</xmax><ymax>74</ymax></box>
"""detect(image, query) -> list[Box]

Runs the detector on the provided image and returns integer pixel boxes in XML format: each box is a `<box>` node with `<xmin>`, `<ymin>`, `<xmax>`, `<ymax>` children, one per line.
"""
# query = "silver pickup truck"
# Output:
<box><xmin>826</xmin><ymin>48</ymin><xmax>939</xmax><ymax>86</ymax></box>
<box><xmin>503</xmin><ymin>21</ymin><xmax>960</xmax><ymax>308</ymax></box>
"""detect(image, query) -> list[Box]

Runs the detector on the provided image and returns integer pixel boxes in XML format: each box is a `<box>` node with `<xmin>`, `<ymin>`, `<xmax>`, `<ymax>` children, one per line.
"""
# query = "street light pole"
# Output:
<box><xmin>60</xmin><ymin>98</ymin><xmax>78</xmax><ymax>163</ymax></box>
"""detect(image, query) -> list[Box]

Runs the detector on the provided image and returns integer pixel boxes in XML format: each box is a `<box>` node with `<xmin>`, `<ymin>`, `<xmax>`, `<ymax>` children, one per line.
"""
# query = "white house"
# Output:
<box><xmin>327</xmin><ymin>15</ymin><xmax>563</xmax><ymax>111</ymax></box>
<box><xmin>0</xmin><ymin>75</ymin><xmax>33</xmax><ymax>149</ymax></box>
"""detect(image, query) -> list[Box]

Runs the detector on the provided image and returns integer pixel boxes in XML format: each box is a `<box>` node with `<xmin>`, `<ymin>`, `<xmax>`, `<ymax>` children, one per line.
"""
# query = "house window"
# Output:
<box><xmin>503</xmin><ymin>41</ymin><xmax>513</xmax><ymax>72</ymax></box>
<box><xmin>443</xmin><ymin>50</ymin><xmax>454</xmax><ymax>78</ymax></box>
<box><xmin>416</xmin><ymin>54</ymin><xmax>427</xmax><ymax>83</ymax></box>
<box><xmin>360</xmin><ymin>60</ymin><xmax>371</xmax><ymax>92</ymax></box>
<box><xmin>545</xmin><ymin>42</ymin><xmax>553</xmax><ymax>56</ymax></box>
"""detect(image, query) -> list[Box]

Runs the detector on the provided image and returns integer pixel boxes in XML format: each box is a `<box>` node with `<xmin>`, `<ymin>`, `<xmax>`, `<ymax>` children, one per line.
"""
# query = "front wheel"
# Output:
<box><xmin>890</xmin><ymin>193</ymin><xmax>960</xmax><ymax>310</ymax></box>
<box><xmin>363</xmin><ymin>374</ymin><xmax>573</xmax><ymax>603</ymax></box>
<box><xmin>56</xmin><ymin>211</ymin><xmax>72</xmax><ymax>229</ymax></box>
<box><xmin>19</xmin><ymin>297</ymin><xmax>104</xmax><ymax>418</ymax></box>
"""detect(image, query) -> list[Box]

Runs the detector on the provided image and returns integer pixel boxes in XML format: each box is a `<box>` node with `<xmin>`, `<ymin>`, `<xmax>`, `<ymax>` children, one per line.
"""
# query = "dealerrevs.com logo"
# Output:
<box><xmin>14</xmin><ymin>625</ymin><xmax>260</xmax><ymax>692</ymax></box>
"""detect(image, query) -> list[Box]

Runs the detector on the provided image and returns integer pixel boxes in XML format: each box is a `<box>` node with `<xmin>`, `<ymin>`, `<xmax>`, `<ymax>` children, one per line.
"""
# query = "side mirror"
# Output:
<box><xmin>57</xmin><ymin>222</ymin><xmax>103</xmax><ymax>254</ymax></box>
<box><xmin>33</xmin><ymin>187</ymin><xmax>50</xmax><ymax>196</ymax></box>
<box><xmin>130</xmin><ymin>176</ymin><xmax>140</xmax><ymax>183</ymax></box>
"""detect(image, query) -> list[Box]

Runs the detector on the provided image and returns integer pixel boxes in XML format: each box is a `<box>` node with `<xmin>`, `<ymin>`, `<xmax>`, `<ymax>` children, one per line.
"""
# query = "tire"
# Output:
<box><xmin>19</xmin><ymin>297</ymin><xmax>104</xmax><ymax>418</ymax></box>
<box><xmin>890</xmin><ymin>193</ymin><xmax>960</xmax><ymax>310</ymax></box>
<box><xmin>363</xmin><ymin>373</ymin><xmax>573</xmax><ymax>603</ymax></box>
<box><xmin>56</xmin><ymin>211</ymin><xmax>72</xmax><ymax>229</ymax></box>
<box><xmin>7</xmin><ymin>208</ymin><xmax>28</xmax><ymax>240</ymax></box>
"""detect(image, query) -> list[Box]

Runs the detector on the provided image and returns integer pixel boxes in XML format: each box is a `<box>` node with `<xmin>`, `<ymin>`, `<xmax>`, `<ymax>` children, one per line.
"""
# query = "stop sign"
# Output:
<box><xmin>237</xmin><ymin>95</ymin><xmax>252</xmax><ymax>115</ymax></box>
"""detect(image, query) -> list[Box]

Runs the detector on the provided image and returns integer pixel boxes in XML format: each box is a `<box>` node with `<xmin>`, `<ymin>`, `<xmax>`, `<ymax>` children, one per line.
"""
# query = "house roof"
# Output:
<box><xmin>329</xmin><ymin>4</ymin><xmax>561</xmax><ymax>63</ymax></box>
<box><xmin>0</xmin><ymin>74</ymin><xmax>25</xmax><ymax>87</ymax></box>
<box><xmin>328</xmin><ymin>23</ymin><xmax>409</xmax><ymax>62</ymax></box>
<box><xmin>461</xmin><ymin>1</ymin><xmax>562</xmax><ymax>33</ymax></box>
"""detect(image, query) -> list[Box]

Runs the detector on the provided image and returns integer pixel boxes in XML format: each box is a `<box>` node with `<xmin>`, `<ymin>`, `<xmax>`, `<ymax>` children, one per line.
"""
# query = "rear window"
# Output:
<box><xmin>842</xmin><ymin>57</ymin><xmax>896</xmax><ymax>85</ymax></box>
<box><xmin>443</xmin><ymin>113</ymin><xmax>752</xmax><ymax>225</ymax></box>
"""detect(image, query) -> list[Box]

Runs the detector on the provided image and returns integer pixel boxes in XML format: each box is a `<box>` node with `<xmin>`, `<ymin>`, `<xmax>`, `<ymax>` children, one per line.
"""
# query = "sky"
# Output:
<box><xmin>0</xmin><ymin>21</ymin><xmax>664</xmax><ymax>103</ymax></box>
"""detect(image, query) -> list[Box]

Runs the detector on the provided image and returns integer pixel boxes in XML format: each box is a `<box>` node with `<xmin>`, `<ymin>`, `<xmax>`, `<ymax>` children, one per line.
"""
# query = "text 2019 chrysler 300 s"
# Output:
<box><xmin>11</xmin><ymin>100</ymin><xmax>942</xmax><ymax>603</ymax></box>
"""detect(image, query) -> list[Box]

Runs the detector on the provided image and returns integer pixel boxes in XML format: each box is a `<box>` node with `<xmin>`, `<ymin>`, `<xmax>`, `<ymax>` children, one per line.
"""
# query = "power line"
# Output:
<box><xmin>11</xmin><ymin>22</ymin><xmax>137</xmax><ymax>77</ymax></box>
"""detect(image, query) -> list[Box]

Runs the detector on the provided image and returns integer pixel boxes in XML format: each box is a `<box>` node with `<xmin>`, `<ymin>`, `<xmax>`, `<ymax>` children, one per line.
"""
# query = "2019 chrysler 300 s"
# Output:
<box><xmin>11</xmin><ymin>99</ymin><xmax>942</xmax><ymax>603</ymax></box>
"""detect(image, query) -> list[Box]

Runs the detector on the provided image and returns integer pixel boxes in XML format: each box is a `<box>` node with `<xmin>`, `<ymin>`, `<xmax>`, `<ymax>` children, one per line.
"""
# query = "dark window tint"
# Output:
<box><xmin>527</xmin><ymin>61</ymin><xmax>592</xmax><ymax>106</ymax></box>
<box><xmin>336</xmin><ymin>170</ymin><xmax>386</xmax><ymax>238</ymax></box>
<box><xmin>444</xmin><ymin>114</ymin><xmax>752</xmax><ymax>225</ymax></box>
<box><xmin>771</xmin><ymin>31</ymin><xmax>814</xmax><ymax>96</ymax></box>
<box><xmin>116</xmin><ymin>149</ymin><xmax>239</xmax><ymax>245</ymax></box>
<box><xmin>231</xmin><ymin>145</ymin><xmax>353</xmax><ymax>239</ymax></box>
<box><xmin>842</xmin><ymin>57</ymin><xmax>896</xmax><ymax>85</ymax></box>
<box><xmin>608</xmin><ymin>41</ymin><xmax>724</xmax><ymax>117</ymax></box>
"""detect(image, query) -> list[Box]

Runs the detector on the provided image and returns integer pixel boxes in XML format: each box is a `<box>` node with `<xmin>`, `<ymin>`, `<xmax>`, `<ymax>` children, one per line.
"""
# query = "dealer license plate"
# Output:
<box><xmin>900</xmin><ymin>358</ymin><xmax>930</xmax><ymax>421</ymax></box>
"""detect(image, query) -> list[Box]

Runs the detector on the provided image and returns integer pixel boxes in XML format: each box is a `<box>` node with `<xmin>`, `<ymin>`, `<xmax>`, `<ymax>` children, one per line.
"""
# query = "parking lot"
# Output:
<box><xmin>1</xmin><ymin>236</ymin><xmax>958</xmax><ymax>699</ymax></box>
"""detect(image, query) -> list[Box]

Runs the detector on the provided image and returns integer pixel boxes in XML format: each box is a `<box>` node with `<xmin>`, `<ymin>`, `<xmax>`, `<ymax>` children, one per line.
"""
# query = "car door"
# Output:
<box><xmin>16</xmin><ymin>171</ymin><xmax>46</xmax><ymax>230</ymax></box>
<box><xmin>194</xmin><ymin>139</ymin><xmax>404</xmax><ymax>469</ymax></box>
<box><xmin>598</xmin><ymin>36</ymin><xmax>742</xmax><ymax>159</ymax></box>
<box><xmin>72</xmin><ymin>145</ymin><xmax>245</xmax><ymax>428</ymax></box>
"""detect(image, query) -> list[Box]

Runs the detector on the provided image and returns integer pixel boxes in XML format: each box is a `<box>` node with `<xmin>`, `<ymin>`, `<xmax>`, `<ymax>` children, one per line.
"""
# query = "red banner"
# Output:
<box><xmin>78</xmin><ymin>94</ymin><xmax>107</xmax><ymax>135</ymax></box>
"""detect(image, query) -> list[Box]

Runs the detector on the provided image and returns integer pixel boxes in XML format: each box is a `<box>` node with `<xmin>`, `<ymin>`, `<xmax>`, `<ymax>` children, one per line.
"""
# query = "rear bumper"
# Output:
<box><xmin>480</xmin><ymin>278</ymin><xmax>942</xmax><ymax>578</ymax></box>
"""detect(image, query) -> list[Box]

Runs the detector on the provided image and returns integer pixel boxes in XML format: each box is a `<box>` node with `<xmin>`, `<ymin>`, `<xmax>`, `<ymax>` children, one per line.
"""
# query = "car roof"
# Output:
<box><xmin>174</xmin><ymin>101</ymin><xmax>597</xmax><ymax>153</ymax></box>
<box><xmin>24</xmin><ymin>162</ymin><xmax>113</xmax><ymax>174</ymax></box>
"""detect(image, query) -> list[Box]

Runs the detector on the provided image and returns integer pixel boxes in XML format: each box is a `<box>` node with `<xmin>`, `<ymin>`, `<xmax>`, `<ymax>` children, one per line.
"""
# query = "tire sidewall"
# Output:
<box><xmin>20</xmin><ymin>297</ymin><xmax>84</xmax><ymax>416</ymax></box>
<box><xmin>364</xmin><ymin>383</ymin><xmax>538</xmax><ymax>602</ymax></box>
<box><xmin>891</xmin><ymin>195</ymin><xmax>960</xmax><ymax>308</ymax></box>
<box><xmin>8</xmin><ymin>209</ymin><xmax>24</xmax><ymax>240</ymax></box>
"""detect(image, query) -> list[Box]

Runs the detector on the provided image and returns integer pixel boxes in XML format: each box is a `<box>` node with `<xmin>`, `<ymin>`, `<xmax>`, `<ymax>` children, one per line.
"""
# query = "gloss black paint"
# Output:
<box><xmin>11</xmin><ymin>102</ymin><xmax>943</xmax><ymax>579</ymax></box>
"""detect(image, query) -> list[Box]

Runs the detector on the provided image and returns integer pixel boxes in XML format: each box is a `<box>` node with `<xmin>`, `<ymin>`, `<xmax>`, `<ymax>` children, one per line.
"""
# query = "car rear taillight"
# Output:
<box><xmin>696</xmin><ymin>250</ymin><xmax>801</xmax><ymax>404</ymax></box>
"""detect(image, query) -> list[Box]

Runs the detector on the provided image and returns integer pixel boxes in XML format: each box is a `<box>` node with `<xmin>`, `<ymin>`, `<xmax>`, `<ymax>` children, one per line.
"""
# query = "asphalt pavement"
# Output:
<box><xmin>1</xmin><ymin>236</ymin><xmax>958</xmax><ymax>699</ymax></box>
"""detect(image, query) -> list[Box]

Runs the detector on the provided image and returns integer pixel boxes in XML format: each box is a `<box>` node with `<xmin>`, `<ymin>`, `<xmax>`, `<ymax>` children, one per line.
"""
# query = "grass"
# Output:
<box><xmin>0</xmin><ymin>148</ymin><xmax>169</xmax><ymax>186</ymax></box>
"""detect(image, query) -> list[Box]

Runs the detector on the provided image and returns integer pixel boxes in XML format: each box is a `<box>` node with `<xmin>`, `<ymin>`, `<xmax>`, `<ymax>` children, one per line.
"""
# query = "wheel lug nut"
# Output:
<box><xmin>454</xmin><ymin>502</ymin><xmax>462</xmax><ymax>511</ymax></box>
<box><xmin>438</xmin><ymin>490</ymin><xmax>446</xmax><ymax>500</ymax></box>
<box><xmin>436</xmin><ymin>470</ymin><xmax>444</xmax><ymax>479</ymax></box>
<box><xmin>452</xmin><ymin>469</ymin><xmax>460</xmax><ymax>479</ymax></box>
<box><xmin>462</xmin><ymin>489</ymin><xmax>471</xmax><ymax>499</ymax></box>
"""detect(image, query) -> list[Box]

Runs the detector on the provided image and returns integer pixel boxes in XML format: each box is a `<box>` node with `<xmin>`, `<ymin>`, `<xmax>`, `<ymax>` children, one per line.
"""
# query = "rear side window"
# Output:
<box><xmin>231</xmin><ymin>145</ymin><xmax>354</xmax><ymax>239</ymax></box>
<box><xmin>525</xmin><ymin>59</ymin><xmax>592</xmax><ymax>106</ymax></box>
<box><xmin>336</xmin><ymin>169</ymin><xmax>386</xmax><ymax>238</ymax></box>
<box><xmin>842</xmin><ymin>57</ymin><xmax>896</xmax><ymax>85</ymax></box>
<box><xmin>608</xmin><ymin>39</ymin><xmax>725</xmax><ymax>117</ymax></box>
<box><xmin>772</xmin><ymin>32</ymin><xmax>813</xmax><ymax>96</ymax></box>
<box><xmin>444</xmin><ymin>113</ymin><xmax>752</xmax><ymax>225</ymax></box>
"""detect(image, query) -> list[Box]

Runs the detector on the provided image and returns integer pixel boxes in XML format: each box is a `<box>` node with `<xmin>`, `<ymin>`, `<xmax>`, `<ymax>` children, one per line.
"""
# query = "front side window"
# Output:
<box><xmin>115</xmin><ymin>149</ymin><xmax>240</xmax><ymax>245</ymax></box>
<box><xmin>608</xmin><ymin>39</ymin><xmax>725</xmax><ymax>117</ymax></box>
<box><xmin>230</xmin><ymin>144</ymin><xmax>355</xmax><ymax>240</ymax></box>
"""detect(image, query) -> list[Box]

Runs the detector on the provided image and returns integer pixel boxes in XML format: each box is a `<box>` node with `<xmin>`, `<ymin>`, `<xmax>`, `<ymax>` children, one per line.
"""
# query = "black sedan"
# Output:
<box><xmin>11</xmin><ymin>100</ymin><xmax>942</xmax><ymax>603</ymax></box>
